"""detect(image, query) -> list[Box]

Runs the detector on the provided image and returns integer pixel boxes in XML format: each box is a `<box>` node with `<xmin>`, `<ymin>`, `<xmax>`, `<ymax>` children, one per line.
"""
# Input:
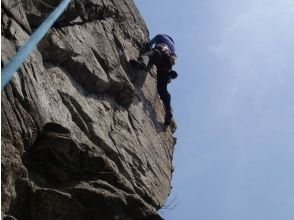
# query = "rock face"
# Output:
<box><xmin>1</xmin><ymin>0</ymin><xmax>176</xmax><ymax>219</ymax></box>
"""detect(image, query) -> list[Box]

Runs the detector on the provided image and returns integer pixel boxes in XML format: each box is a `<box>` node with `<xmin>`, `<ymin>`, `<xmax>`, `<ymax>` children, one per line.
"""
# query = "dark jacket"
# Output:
<box><xmin>154</xmin><ymin>51</ymin><xmax>174</xmax><ymax>84</ymax></box>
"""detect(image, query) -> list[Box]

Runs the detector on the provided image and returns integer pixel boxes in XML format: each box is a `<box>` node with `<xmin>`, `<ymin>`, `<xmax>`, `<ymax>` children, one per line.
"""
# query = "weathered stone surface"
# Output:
<box><xmin>1</xmin><ymin>0</ymin><xmax>176</xmax><ymax>219</ymax></box>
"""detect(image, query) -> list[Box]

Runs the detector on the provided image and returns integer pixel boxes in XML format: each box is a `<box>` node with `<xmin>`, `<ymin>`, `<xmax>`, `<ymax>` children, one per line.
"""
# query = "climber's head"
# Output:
<box><xmin>170</xmin><ymin>53</ymin><xmax>177</xmax><ymax>65</ymax></box>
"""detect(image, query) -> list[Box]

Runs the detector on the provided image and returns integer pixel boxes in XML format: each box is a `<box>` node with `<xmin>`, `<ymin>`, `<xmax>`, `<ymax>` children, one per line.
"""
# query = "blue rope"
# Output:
<box><xmin>1</xmin><ymin>0</ymin><xmax>71</xmax><ymax>90</ymax></box>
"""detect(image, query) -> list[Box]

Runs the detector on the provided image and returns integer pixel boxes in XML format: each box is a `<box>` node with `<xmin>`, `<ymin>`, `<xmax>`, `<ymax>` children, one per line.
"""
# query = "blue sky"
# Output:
<box><xmin>134</xmin><ymin>0</ymin><xmax>294</xmax><ymax>219</ymax></box>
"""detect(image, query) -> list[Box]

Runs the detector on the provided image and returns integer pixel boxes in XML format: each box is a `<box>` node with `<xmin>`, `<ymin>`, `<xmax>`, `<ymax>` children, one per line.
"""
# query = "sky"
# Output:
<box><xmin>134</xmin><ymin>0</ymin><xmax>294</xmax><ymax>219</ymax></box>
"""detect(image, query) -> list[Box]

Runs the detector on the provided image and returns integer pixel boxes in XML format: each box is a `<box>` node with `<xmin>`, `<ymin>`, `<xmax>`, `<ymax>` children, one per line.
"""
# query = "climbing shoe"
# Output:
<box><xmin>130</xmin><ymin>59</ymin><xmax>147</xmax><ymax>70</ymax></box>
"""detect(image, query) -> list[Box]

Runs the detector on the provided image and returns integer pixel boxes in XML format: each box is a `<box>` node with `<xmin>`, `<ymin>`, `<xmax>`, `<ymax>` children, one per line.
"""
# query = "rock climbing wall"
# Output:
<box><xmin>1</xmin><ymin>0</ymin><xmax>176</xmax><ymax>219</ymax></box>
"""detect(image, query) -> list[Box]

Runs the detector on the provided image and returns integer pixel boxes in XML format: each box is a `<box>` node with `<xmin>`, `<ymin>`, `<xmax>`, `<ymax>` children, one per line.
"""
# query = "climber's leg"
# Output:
<box><xmin>130</xmin><ymin>49</ymin><xmax>161</xmax><ymax>70</ymax></box>
<box><xmin>157</xmin><ymin>82</ymin><xmax>172</xmax><ymax>125</ymax></box>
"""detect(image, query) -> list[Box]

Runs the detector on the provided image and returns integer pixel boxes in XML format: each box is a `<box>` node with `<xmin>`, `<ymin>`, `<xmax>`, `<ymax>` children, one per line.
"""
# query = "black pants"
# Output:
<box><xmin>157</xmin><ymin>80</ymin><xmax>171</xmax><ymax>114</ymax></box>
<box><xmin>139</xmin><ymin>50</ymin><xmax>171</xmax><ymax>114</ymax></box>
<box><xmin>138</xmin><ymin>49</ymin><xmax>161</xmax><ymax>67</ymax></box>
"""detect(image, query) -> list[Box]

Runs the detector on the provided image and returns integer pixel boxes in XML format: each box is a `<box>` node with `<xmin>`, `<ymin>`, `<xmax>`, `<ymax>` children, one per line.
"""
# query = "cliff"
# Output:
<box><xmin>1</xmin><ymin>0</ymin><xmax>176</xmax><ymax>219</ymax></box>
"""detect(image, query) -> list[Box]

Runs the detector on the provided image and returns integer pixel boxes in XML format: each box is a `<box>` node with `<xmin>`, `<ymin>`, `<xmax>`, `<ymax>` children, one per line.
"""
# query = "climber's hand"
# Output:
<box><xmin>170</xmin><ymin>70</ymin><xmax>178</xmax><ymax>79</ymax></box>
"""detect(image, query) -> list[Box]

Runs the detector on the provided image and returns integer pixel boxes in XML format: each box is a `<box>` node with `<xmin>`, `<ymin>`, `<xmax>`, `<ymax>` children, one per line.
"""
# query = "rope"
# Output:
<box><xmin>1</xmin><ymin>0</ymin><xmax>72</xmax><ymax>90</ymax></box>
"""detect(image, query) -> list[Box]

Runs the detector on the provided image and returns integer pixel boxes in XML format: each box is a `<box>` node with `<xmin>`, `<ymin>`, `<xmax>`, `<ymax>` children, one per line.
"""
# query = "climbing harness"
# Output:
<box><xmin>1</xmin><ymin>0</ymin><xmax>72</xmax><ymax>90</ymax></box>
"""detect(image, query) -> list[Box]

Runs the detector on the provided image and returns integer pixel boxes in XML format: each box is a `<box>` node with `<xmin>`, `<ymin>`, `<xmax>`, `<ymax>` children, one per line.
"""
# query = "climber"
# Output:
<box><xmin>130</xmin><ymin>34</ymin><xmax>178</xmax><ymax>126</ymax></box>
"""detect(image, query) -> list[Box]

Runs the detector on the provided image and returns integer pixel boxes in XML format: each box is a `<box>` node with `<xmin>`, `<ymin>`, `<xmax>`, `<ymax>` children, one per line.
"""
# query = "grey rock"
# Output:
<box><xmin>1</xmin><ymin>0</ymin><xmax>176</xmax><ymax>219</ymax></box>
